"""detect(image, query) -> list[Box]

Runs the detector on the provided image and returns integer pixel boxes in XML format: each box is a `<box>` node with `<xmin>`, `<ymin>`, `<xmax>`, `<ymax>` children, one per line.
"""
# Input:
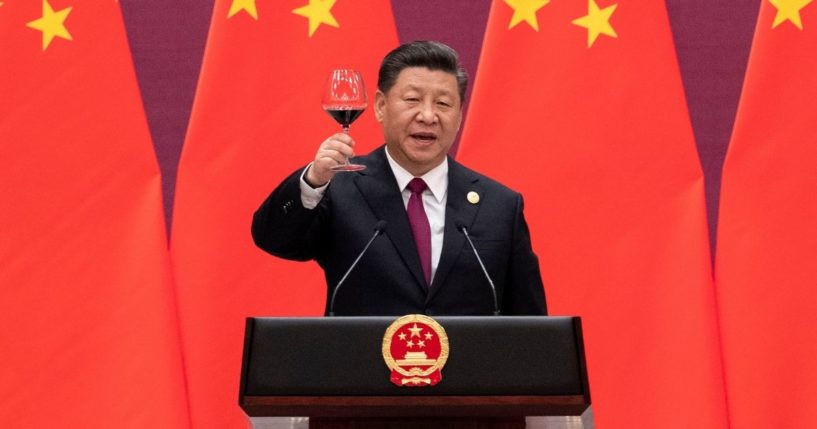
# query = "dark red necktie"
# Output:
<box><xmin>407</xmin><ymin>178</ymin><xmax>431</xmax><ymax>286</ymax></box>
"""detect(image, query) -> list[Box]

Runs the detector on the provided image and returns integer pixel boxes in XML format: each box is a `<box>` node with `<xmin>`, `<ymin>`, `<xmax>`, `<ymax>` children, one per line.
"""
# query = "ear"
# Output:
<box><xmin>374</xmin><ymin>90</ymin><xmax>386</xmax><ymax>123</ymax></box>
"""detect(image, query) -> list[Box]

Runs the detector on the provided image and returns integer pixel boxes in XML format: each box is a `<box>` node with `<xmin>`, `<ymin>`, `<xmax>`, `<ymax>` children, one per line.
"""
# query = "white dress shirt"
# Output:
<box><xmin>384</xmin><ymin>147</ymin><xmax>447</xmax><ymax>283</ymax></box>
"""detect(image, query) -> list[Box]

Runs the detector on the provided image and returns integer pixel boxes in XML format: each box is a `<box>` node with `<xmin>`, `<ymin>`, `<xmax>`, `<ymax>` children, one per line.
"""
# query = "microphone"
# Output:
<box><xmin>457</xmin><ymin>223</ymin><xmax>500</xmax><ymax>316</ymax></box>
<box><xmin>328</xmin><ymin>220</ymin><xmax>387</xmax><ymax>316</ymax></box>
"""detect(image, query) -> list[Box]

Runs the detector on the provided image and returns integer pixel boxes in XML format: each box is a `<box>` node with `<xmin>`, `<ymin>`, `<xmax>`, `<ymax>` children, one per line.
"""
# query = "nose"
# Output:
<box><xmin>415</xmin><ymin>101</ymin><xmax>438</xmax><ymax>124</ymax></box>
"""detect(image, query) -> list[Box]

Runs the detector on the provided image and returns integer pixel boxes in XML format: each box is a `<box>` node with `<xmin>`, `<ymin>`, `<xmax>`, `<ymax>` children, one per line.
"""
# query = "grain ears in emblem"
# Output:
<box><xmin>382</xmin><ymin>314</ymin><xmax>449</xmax><ymax>387</ymax></box>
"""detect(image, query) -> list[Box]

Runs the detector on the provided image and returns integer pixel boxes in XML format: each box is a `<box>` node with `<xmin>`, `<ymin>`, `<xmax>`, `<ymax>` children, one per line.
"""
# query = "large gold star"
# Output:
<box><xmin>228</xmin><ymin>0</ymin><xmax>257</xmax><ymax>20</ymax></box>
<box><xmin>408</xmin><ymin>324</ymin><xmax>423</xmax><ymax>338</ymax></box>
<box><xmin>26</xmin><ymin>0</ymin><xmax>73</xmax><ymax>51</ymax></box>
<box><xmin>572</xmin><ymin>0</ymin><xmax>618</xmax><ymax>48</ymax></box>
<box><xmin>769</xmin><ymin>0</ymin><xmax>813</xmax><ymax>30</ymax></box>
<box><xmin>292</xmin><ymin>0</ymin><xmax>339</xmax><ymax>37</ymax></box>
<box><xmin>504</xmin><ymin>0</ymin><xmax>550</xmax><ymax>31</ymax></box>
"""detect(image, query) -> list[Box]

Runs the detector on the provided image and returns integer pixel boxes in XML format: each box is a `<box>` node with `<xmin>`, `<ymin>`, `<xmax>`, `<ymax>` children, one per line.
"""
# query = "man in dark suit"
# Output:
<box><xmin>252</xmin><ymin>41</ymin><xmax>546</xmax><ymax>316</ymax></box>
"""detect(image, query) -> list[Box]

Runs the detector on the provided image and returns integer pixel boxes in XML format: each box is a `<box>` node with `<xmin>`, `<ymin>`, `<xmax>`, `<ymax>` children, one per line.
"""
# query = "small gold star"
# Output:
<box><xmin>424</xmin><ymin>332</ymin><xmax>433</xmax><ymax>340</ymax></box>
<box><xmin>292</xmin><ymin>0</ymin><xmax>339</xmax><ymax>37</ymax></box>
<box><xmin>26</xmin><ymin>0</ymin><xmax>73</xmax><ymax>51</ymax></box>
<box><xmin>572</xmin><ymin>0</ymin><xmax>618</xmax><ymax>48</ymax></box>
<box><xmin>769</xmin><ymin>0</ymin><xmax>813</xmax><ymax>30</ymax></box>
<box><xmin>417</xmin><ymin>340</ymin><xmax>426</xmax><ymax>348</ymax></box>
<box><xmin>228</xmin><ymin>0</ymin><xmax>257</xmax><ymax>20</ymax></box>
<box><xmin>406</xmin><ymin>340</ymin><xmax>415</xmax><ymax>348</ymax></box>
<box><xmin>504</xmin><ymin>0</ymin><xmax>550</xmax><ymax>31</ymax></box>
<box><xmin>398</xmin><ymin>332</ymin><xmax>407</xmax><ymax>340</ymax></box>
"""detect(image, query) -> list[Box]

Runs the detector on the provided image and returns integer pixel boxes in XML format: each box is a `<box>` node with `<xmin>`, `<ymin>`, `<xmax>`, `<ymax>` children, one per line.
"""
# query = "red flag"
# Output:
<box><xmin>0</xmin><ymin>1</ymin><xmax>189</xmax><ymax>427</ymax></box>
<box><xmin>170</xmin><ymin>1</ymin><xmax>398</xmax><ymax>426</ymax></box>
<box><xmin>716</xmin><ymin>1</ymin><xmax>817</xmax><ymax>427</ymax></box>
<box><xmin>458</xmin><ymin>1</ymin><xmax>727</xmax><ymax>427</ymax></box>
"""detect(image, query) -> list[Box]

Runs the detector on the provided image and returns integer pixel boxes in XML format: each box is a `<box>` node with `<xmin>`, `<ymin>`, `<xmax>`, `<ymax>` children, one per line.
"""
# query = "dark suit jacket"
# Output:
<box><xmin>252</xmin><ymin>146</ymin><xmax>546</xmax><ymax>316</ymax></box>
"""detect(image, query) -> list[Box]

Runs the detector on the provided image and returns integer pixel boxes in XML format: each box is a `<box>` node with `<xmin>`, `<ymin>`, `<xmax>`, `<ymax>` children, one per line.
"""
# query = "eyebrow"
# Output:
<box><xmin>403</xmin><ymin>84</ymin><xmax>454</xmax><ymax>96</ymax></box>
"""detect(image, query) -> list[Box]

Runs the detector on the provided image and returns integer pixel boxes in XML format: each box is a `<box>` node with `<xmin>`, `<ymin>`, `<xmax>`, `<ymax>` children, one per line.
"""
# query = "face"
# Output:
<box><xmin>375</xmin><ymin>67</ymin><xmax>463</xmax><ymax>176</ymax></box>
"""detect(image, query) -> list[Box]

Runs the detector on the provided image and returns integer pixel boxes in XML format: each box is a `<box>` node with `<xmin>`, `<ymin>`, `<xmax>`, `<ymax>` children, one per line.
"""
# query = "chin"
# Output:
<box><xmin>411</xmin><ymin>154</ymin><xmax>444</xmax><ymax>169</ymax></box>
<box><xmin>406</xmin><ymin>148</ymin><xmax>438</xmax><ymax>162</ymax></box>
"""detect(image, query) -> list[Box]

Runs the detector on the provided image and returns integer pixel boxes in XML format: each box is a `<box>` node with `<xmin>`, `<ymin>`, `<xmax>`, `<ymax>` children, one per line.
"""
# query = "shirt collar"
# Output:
<box><xmin>385</xmin><ymin>146</ymin><xmax>448</xmax><ymax>204</ymax></box>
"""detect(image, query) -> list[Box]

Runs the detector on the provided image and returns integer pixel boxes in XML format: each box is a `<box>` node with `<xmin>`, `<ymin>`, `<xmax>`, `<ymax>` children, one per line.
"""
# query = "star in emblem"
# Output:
<box><xmin>424</xmin><ymin>332</ymin><xmax>433</xmax><ymax>340</ymax></box>
<box><xmin>418</xmin><ymin>340</ymin><xmax>426</xmax><ymax>348</ymax></box>
<box><xmin>398</xmin><ymin>332</ymin><xmax>407</xmax><ymax>341</ymax></box>
<box><xmin>408</xmin><ymin>323</ymin><xmax>423</xmax><ymax>337</ymax></box>
<box><xmin>406</xmin><ymin>340</ymin><xmax>415</xmax><ymax>348</ymax></box>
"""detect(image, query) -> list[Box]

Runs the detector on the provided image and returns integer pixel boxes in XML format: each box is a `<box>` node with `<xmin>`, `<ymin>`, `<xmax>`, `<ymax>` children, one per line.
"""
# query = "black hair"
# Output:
<box><xmin>377</xmin><ymin>41</ymin><xmax>468</xmax><ymax>103</ymax></box>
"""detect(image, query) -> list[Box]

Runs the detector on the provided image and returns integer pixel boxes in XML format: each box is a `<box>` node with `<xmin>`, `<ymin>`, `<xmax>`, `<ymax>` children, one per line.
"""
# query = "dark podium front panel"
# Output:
<box><xmin>239</xmin><ymin>316</ymin><xmax>590</xmax><ymax>419</ymax></box>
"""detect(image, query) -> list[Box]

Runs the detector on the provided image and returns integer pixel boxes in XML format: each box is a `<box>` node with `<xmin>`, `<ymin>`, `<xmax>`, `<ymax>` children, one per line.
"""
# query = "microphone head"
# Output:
<box><xmin>374</xmin><ymin>220</ymin><xmax>387</xmax><ymax>233</ymax></box>
<box><xmin>456</xmin><ymin>222</ymin><xmax>467</xmax><ymax>232</ymax></box>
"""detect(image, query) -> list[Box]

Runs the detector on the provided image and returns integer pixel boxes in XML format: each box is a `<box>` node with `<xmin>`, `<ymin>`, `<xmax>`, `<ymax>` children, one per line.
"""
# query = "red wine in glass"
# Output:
<box><xmin>322</xmin><ymin>69</ymin><xmax>367</xmax><ymax>172</ymax></box>
<box><xmin>325</xmin><ymin>108</ymin><xmax>365</xmax><ymax>129</ymax></box>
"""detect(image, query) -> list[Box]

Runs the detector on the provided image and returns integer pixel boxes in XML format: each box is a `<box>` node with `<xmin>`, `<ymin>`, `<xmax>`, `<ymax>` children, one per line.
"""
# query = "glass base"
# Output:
<box><xmin>330</xmin><ymin>164</ymin><xmax>366</xmax><ymax>172</ymax></box>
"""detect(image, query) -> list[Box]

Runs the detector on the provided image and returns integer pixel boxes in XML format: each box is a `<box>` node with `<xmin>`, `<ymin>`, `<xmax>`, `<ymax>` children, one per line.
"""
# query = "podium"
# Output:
<box><xmin>239</xmin><ymin>316</ymin><xmax>592</xmax><ymax>429</ymax></box>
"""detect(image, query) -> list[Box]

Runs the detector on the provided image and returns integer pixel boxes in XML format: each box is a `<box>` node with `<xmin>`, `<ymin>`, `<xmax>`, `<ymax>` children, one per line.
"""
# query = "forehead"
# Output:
<box><xmin>389</xmin><ymin>67</ymin><xmax>459</xmax><ymax>98</ymax></box>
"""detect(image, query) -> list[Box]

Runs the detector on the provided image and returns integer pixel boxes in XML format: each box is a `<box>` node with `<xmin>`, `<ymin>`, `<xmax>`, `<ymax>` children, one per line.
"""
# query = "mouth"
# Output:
<box><xmin>410</xmin><ymin>132</ymin><xmax>438</xmax><ymax>144</ymax></box>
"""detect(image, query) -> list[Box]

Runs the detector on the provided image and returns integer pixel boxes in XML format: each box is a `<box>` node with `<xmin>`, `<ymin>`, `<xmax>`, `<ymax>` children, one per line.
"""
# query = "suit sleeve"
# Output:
<box><xmin>503</xmin><ymin>193</ymin><xmax>548</xmax><ymax>315</ymax></box>
<box><xmin>251</xmin><ymin>166</ymin><xmax>329</xmax><ymax>262</ymax></box>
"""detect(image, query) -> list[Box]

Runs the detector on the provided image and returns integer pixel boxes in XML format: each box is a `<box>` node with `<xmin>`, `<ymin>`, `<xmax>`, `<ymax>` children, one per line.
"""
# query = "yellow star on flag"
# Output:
<box><xmin>504</xmin><ymin>0</ymin><xmax>550</xmax><ymax>31</ymax></box>
<box><xmin>572</xmin><ymin>0</ymin><xmax>618</xmax><ymax>48</ymax></box>
<box><xmin>769</xmin><ymin>0</ymin><xmax>813</xmax><ymax>30</ymax></box>
<box><xmin>26</xmin><ymin>0</ymin><xmax>73</xmax><ymax>51</ymax></box>
<box><xmin>292</xmin><ymin>0</ymin><xmax>339</xmax><ymax>37</ymax></box>
<box><xmin>228</xmin><ymin>0</ymin><xmax>257</xmax><ymax>20</ymax></box>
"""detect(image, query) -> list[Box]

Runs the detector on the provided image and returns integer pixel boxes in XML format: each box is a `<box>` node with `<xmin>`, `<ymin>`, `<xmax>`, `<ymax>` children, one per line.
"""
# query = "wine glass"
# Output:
<box><xmin>322</xmin><ymin>69</ymin><xmax>368</xmax><ymax>172</ymax></box>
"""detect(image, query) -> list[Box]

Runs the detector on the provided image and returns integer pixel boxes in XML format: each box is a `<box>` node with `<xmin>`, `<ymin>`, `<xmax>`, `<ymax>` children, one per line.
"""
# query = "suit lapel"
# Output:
<box><xmin>353</xmin><ymin>147</ymin><xmax>428</xmax><ymax>293</ymax></box>
<box><xmin>428</xmin><ymin>157</ymin><xmax>481</xmax><ymax>302</ymax></box>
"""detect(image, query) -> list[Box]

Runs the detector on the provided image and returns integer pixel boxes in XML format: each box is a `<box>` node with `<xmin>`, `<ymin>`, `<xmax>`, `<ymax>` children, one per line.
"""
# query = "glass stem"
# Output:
<box><xmin>342</xmin><ymin>126</ymin><xmax>351</xmax><ymax>165</ymax></box>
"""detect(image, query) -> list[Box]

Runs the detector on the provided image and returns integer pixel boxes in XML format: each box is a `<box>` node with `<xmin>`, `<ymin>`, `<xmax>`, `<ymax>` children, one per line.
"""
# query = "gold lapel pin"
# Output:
<box><xmin>467</xmin><ymin>191</ymin><xmax>480</xmax><ymax>205</ymax></box>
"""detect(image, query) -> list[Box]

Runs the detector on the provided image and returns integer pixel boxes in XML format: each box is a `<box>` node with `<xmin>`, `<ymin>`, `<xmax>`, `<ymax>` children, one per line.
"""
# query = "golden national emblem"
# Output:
<box><xmin>382</xmin><ymin>314</ymin><xmax>449</xmax><ymax>387</ymax></box>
